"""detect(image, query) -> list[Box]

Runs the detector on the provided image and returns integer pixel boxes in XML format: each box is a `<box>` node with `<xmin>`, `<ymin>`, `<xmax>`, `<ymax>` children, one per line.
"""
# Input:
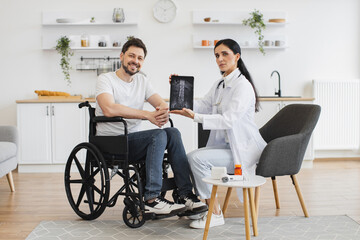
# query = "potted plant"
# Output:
<box><xmin>243</xmin><ymin>9</ymin><xmax>266</xmax><ymax>55</ymax></box>
<box><xmin>127</xmin><ymin>35</ymin><xmax>135</xmax><ymax>41</ymax></box>
<box><xmin>55</xmin><ymin>36</ymin><xmax>74</xmax><ymax>86</ymax></box>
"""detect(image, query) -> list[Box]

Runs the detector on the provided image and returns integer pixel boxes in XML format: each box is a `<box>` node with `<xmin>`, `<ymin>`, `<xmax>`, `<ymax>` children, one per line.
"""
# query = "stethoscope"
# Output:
<box><xmin>214</xmin><ymin>73</ymin><xmax>242</xmax><ymax>106</ymax></box>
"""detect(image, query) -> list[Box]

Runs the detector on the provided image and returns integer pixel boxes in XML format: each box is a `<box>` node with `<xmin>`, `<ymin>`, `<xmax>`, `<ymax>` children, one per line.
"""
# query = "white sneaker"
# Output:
<box><xmin>187</xmin><ymin>211</ymin><xmax>206</xmax><ymax>220</ymax></box>
<box><xmin>145</xmin><ymin>197</ymin><xmax>186</xmax><ymax>215</ymax></box>
<box><xmin>189</xmin><ymin>211</ymin><xmax>225</xmax><ymax>229</ymax></box>
<box><xmin>180</xmin><ymin>193</ymin><xmax>208</xmax><ymax>213</ymax></box>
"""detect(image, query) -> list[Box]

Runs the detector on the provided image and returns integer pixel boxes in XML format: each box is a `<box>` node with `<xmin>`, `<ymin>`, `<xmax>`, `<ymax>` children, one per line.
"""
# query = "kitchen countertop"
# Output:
<box><xmin>258</xmin><ymin>97</ymin><xmax>314</xmax><ymax>101</ymax></box>
<box><xmin>16</xmin><ymin>97</ymin><xmax>315</xmax><ymax>103</ymax></box>
<box><xmin>16</xmin><ymin>98</ymin><xmax>97</xmax><ymax>103</ymax></box>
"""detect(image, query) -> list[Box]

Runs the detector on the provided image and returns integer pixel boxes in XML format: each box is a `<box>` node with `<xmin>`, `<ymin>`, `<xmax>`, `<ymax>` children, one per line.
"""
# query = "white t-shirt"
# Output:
<box><xmin>95</xmin><ymin>72</ymin><xmax>156</xmax><ymax>136</ymax></box>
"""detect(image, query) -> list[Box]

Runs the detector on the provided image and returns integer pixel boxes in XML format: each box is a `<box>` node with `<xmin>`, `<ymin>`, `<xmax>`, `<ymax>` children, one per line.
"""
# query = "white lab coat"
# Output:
<box><xmin>194</xmin><ymin>68</ymin><xmax>267</xmax><ymax>178</ymax></box>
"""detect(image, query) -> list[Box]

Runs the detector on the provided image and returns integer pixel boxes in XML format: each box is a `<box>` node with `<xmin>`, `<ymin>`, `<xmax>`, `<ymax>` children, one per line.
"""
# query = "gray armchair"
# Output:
<box><xmin>0</xmin><ymin>125</ymin><xmax>18</xmax><ymax>192</ymax></box>
<box><xmin>256</xmin><ymin>104</ymin><xmax>321</xmax><ymax>217</ymax></box>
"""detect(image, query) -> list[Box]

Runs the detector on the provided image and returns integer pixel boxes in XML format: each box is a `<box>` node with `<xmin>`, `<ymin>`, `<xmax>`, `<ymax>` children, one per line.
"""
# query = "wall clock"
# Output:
<box><xmin>153</xmin><ymin>0</ymin><xmax>177</xmax><ymax>23</ymax></box>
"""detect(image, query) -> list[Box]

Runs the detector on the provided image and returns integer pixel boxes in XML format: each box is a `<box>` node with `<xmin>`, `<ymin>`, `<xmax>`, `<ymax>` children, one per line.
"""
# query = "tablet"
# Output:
<box><xmin>170</xmin><ymin>75</ymin><xmax>194</xmax><ymax>110</ymax></box>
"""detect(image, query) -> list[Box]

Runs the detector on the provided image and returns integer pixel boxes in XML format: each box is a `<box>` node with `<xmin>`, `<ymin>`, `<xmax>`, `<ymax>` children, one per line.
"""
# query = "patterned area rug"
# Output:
<box><xmin>27</xmin><ymin>215</ymin><xmax>360</xmax><ymax>240</ymax></box>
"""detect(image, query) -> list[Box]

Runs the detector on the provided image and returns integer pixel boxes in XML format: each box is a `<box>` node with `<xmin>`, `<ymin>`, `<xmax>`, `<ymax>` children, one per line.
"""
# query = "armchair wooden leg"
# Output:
<box><xmin>6</xmin><ymin>171</ymin><xmax>15</xmax><ymax>192</ymax></box>
<box><xmin>291</xmin><ymin>175</ymin><xmax>309</xmax><ymax>217</ymax></box>
<box><xmin>271</xmin><ymin>177</ymin><xmax>280</xmax><ymax>209</ymax></box>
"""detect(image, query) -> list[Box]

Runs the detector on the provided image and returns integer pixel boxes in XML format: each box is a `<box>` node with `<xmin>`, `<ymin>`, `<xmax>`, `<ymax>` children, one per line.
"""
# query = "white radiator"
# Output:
<box><xmin>313</xmin><ymin>79</ymin><xmax>360</xmax><ymax>150</ymax></box>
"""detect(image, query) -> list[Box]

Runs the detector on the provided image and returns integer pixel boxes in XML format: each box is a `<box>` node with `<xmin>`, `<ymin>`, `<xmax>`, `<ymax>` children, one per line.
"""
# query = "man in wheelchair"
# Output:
<box><xmin>95</xmin><ymin>38</ymin><xmax>207</xmax><ymax>216</ymax></box>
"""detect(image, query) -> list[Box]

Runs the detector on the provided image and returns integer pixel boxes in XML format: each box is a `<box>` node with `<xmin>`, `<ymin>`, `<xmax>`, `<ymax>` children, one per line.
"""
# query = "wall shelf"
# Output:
<box><xmin>43</xmin><ymin>47</ymin><xmax>123</xmax><ymax>51</ymax></box>
<box><xmin>192</xmin><ymin>10</ymin><xmax>287</xmax><ymax>25</ymax></box>
<box><xmin>41</xmin><ymin>10</ymin><xmax>138</xmax><ymax>50</ymax></box>
<box><xmin>42</xmin><ymin>10</ymin><xmax>138</xmax><ymax>25</ymax></box>
<box><xmin>193</xmin><ymin>22</ymin><xmax>287</xmax><ymax>26</ymax></box>
<box><xmin>43</xmin><ymin>22</ymin><xmax>137</xmax><ymax>26</ymax></box>
<box><xmin>193</xmin><ymin>45</ymin><xmax>288</xmax><ymax>50</ymax></box>
<box><xmin>192</xmin><ymin>34</ymin><xmax>288</xmax><ymax>50</ymax></box>
<box><xmin>192</xmin><ymin>10</ymin><xmax>288</xmax><ymax>51</ymax></box>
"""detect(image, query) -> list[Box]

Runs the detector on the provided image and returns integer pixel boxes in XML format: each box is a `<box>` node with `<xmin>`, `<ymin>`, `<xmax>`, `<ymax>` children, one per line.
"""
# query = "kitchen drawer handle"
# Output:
<box><xmin>51</xmin><ymin>106</ymin><xmax>55</xmax><ymax>116</ymax></box>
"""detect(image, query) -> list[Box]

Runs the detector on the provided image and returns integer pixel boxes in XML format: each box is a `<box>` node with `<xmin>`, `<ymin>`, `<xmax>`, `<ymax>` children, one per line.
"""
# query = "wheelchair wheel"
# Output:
<box><xmin>64</xmin><ymin>142</ymin><xmax>110</xmax><ymax>220</ymax></box>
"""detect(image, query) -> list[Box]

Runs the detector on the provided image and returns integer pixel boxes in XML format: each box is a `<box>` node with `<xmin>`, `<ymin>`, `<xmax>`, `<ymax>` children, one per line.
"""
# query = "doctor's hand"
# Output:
<box><xmin>169</xmin><ymin>108</ymin><xmax>195</xmax><ymax>119</ymax></box>
<box><xmin>168</xmin><ymin>74</ymin><xmax>178</xmax><ymax>84</ymax></box>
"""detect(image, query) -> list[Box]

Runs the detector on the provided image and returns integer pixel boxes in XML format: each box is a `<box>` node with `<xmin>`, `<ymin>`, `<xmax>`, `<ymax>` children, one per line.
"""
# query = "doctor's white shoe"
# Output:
<box><xmin>189</xmin><ymin>211</ymin><xmax>225</xmax><ymax>229</ymax></box>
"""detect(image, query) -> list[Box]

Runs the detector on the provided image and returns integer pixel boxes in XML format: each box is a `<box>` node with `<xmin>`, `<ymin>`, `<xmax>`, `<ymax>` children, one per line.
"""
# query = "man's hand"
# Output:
<box><xmin>146</xmin><ymin>108</ymin><xmax>169</xmax><ymax>127</ymax></box>
<box><xmin>169</xmin><ymin>108</ymin><xmax>194</xmax><ymax>119</ymax></box>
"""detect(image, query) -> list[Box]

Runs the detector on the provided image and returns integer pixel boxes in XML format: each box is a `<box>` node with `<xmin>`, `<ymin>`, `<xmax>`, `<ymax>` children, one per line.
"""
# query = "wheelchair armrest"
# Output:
<box><xmin>169</xmin><ymin>117</ymin><xmax>174</xmax><ymax>127</ymax></box>
<box><xmin>93</xmin><ymin>116</ymin><xmax>124</xmax><ymax>122</ymax></box>
<box><xmin>93</xmin><ymin>116</ymin><xmax>129</xmax><ymax>135</ymax></box>
<box><xmin>78</xmin><ymin>101</ymin><xmax>91</xmax><ymax>108</ymax></box>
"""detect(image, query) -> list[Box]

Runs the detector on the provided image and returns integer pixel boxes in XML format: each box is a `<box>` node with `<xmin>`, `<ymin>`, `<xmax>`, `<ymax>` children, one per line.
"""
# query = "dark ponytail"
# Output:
<box><xmin>214</xmin><ymin>39</ymin><xmax>260</xmax><ymax>112</ymax></box>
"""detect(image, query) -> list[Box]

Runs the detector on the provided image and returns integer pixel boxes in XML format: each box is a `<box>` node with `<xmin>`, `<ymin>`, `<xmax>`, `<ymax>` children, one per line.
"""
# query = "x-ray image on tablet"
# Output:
<box><xmin>170</xmin><ymin>76</ymin><xmax>194</xmax><ymax>110</ymax></box>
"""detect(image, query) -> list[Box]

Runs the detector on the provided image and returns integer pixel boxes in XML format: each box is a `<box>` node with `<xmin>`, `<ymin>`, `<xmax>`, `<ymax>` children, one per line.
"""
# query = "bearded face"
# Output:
<box><xmin>120</xmin><ymin>46</ymin><xmax>145</xmax><ymax>76</ymax></box>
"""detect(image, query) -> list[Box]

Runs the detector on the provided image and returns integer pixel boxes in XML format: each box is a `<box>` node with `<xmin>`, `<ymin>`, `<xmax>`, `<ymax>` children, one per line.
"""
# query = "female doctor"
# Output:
<box><xmin>170</xmin><ymin>39</ymin><xmax>266</xmax><ymax>229</ymax></box>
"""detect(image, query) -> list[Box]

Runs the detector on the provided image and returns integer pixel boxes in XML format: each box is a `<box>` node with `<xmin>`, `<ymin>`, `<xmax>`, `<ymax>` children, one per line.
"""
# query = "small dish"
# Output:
<box><xmin>56</xmin><ymin>18</ymin><xmax>78</xmax><ymax>23</ymax></box>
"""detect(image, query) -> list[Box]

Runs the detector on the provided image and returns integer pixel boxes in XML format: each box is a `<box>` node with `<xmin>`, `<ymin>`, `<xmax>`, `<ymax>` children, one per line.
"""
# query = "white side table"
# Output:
<box><xmin>202</xmin><ymin>175</ymin><xmax>266</xmax><ymax>240</ymax></box>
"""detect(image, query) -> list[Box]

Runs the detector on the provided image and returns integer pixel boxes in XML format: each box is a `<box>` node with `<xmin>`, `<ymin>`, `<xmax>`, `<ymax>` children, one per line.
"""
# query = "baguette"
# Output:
<box><xmin>35</xmin><ymin>90</ymin><xmax>70</xmax><ymax>96</ymax></box>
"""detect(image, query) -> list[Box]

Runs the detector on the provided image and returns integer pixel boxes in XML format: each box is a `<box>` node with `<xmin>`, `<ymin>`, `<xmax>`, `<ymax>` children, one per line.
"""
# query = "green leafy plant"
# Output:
<box><xmin>55</xmin><ymin>36</ymin><xmax>74</xmax><ymax>86</ymax></box>
<box><xmin>243</xmin><ymin>9</ymin><xmax>266</xmax><ymax>55</ymax></box>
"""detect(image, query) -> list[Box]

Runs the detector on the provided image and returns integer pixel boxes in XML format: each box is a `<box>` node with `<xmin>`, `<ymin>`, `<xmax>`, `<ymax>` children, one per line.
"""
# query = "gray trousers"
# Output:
<box><xmin>187</xmin><ymin>144</ymin><xmax>234</xmax><ymax>199</ymax></box>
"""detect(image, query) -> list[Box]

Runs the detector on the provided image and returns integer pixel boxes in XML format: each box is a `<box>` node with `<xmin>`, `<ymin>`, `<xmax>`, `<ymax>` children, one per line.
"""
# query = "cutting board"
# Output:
<box><xmin>269</xmin><ymin>18</ymin><xmax>286</xmax><ymax>23</ymax></box>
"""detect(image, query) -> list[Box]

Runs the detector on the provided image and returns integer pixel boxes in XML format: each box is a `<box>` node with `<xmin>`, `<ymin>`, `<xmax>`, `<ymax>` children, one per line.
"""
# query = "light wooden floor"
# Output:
<box><xmin>0</xmin><ymin>160</ymin><xmax>359</xmax><ymax>240</ymax></box>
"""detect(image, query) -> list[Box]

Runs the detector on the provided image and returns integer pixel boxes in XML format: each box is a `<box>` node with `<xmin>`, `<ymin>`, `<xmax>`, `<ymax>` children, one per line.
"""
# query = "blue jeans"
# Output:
<box><xmin>128</xmin><ymin>127</ymin><xmax>193</xmax><ymax>201</ymax></box>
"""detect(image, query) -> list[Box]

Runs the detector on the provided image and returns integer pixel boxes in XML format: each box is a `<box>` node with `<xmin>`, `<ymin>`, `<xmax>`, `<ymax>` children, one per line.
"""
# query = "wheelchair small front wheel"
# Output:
<box><xmin>123</xmin><ymin>198</ymin><xmax>146</xmax><ymax>228</ymax></box>
<box><xmin>64</xmin><ymin>142</ymin><xmax>110</xmax><ymax>220</ymax></box>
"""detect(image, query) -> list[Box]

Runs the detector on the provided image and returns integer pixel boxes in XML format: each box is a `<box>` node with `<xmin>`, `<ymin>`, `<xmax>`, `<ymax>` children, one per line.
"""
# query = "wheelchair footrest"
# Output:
<box><xmin>144</xmin><ymin>212</ymin><xmax>179</xmax><ymax>220</ymax></box>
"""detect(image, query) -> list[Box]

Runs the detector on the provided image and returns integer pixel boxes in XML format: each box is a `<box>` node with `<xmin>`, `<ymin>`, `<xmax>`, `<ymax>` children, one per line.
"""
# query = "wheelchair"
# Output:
<box><xmin>64</xmin><ymin>101</ymin><xmax>189</xmax><ymax>228</ymax></box>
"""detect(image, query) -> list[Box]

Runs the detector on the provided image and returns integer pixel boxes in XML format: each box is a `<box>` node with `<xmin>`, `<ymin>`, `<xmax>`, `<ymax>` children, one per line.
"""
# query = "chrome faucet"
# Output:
<box><xmin>271</xmin><ymin>70</ymin><xmax>281</xmax><ymax>97</ymax></box>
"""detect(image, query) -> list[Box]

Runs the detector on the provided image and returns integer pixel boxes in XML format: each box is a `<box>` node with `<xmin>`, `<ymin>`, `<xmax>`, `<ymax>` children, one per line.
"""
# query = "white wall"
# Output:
<box><xmin>1</xmin><ymin>0</ymin><xmax>359</xmax><ymax>126</ymax></box>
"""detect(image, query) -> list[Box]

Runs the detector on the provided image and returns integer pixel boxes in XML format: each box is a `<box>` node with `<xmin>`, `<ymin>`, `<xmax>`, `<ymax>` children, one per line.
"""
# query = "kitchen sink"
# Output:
<box><xmin>259</xmin><ymin>96</ymin><xmax>301</xmax><ymax>98</ymax></box>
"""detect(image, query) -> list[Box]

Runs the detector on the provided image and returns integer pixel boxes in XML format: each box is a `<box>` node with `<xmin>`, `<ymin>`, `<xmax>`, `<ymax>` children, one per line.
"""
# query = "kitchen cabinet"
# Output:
<box><xmin>255</xmin><ymin>101</ymin><xmax>281</xmax><ymax>128</ymax></box>
<box><xmin>42</xmin><ymin>10</ymin><xmax>138</xmax><ymax>50</ymax></box>
<box><xmin>17</xmin><ymin>102</ymin><xmax>86</xmax><ymax>171</ymax></box>
<box><xmin>16</xmin><ymin>98</ymin><xmax>314</xmax><ymax>172</ymax></box>
<box><xmin>192</xmin><ymin>10</ymin><xmax>288</xmax><ymax>50</ymax></box>
<box><xmin>254</xmin><ymin>99</ymin><xmax>315</xmax><ymax>167</ymax></box>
